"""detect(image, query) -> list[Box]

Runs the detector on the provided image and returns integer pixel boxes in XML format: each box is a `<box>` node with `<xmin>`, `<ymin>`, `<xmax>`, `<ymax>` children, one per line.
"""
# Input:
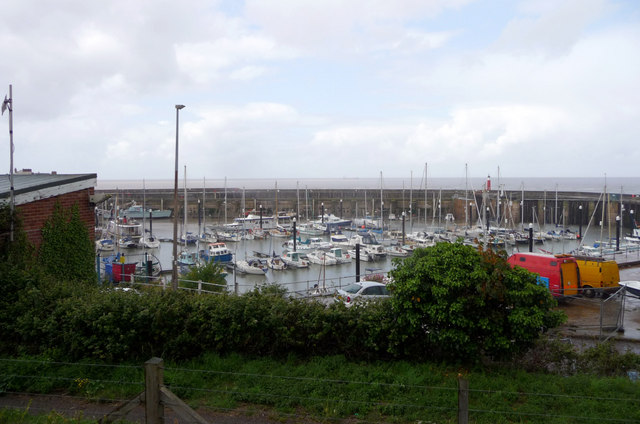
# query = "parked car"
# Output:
<box><xmin>335</xmin><ymin>281</ymin><xmax>390</xmax><ymax>307</ymax></box>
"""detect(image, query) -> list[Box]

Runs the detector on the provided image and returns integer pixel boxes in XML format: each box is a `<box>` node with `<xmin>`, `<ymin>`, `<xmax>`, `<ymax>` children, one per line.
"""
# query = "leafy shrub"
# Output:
<box><xmin>388</xmin><ymin>242</ymin><xmax>566</xmax><ymax>362</ymax></box>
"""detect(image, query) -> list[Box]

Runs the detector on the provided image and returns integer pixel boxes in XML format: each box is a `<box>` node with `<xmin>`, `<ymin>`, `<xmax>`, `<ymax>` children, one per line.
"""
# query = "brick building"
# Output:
<box><xmin>0</xmin><ymin>172</ymin><xmax>98</xmax><ymax>249</ymax></box>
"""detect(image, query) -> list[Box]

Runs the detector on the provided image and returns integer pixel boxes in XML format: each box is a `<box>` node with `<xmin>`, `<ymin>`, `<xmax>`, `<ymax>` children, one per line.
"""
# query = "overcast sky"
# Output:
<box><xmin>1</xmin><ymin>0</ymin><xmax>639</xmax><ymax>182</ymax></box>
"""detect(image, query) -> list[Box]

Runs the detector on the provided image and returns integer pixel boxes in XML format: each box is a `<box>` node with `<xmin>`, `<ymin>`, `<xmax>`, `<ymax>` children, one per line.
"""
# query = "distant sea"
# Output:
<box><xmin>97</xmin><ymin>177</ymin><xmax>640</xmax><ymax>195</ymax></box>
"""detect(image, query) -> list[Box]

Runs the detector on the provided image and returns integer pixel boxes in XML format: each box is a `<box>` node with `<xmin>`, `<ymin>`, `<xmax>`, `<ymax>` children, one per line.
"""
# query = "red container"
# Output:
<box><xmin>112</xmin><ymin>263</ymin><xmax>137</xmax><ymax>282</ymax></box>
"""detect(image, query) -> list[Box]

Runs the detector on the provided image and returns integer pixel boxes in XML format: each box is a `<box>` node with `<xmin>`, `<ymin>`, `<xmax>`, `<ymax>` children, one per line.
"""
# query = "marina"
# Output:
<box><xmin>96</xmin><ymin>217</ymin><xmax>640</xmax><ymax>296</ymax></box>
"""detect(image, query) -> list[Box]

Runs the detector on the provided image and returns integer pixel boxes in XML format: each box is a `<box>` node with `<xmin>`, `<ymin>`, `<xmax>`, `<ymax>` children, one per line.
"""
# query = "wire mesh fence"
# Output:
<box><xmin>1</xmin><ymin>357</ymin><xmax>639</xmax><ymax>423</ymax></box>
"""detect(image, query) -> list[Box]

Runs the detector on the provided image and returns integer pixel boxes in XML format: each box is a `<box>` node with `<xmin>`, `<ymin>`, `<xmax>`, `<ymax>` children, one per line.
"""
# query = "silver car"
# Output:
<box><xmin>335</xmin><ymin>281</ymin><xmax>390</xmax><ymax>307</ymax></box>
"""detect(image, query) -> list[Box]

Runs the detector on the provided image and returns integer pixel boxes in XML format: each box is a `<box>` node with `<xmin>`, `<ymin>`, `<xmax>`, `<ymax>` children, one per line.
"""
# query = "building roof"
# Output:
<box><xmin>0</xmin><ymin>173</ymin><xmax>97</xmax><ymax>206</ymax></box>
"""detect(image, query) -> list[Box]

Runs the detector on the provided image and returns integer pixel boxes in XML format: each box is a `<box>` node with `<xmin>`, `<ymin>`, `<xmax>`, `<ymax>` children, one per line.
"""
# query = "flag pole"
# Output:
<box><xmin>2</xmin><ymin>85</ymin><xmax>14</xmax><ymax>242</ymax></box>
<box><xmin>9</xmin><ymin>85</ymin><xmax>14</xmax><ymax>242</ymax></box>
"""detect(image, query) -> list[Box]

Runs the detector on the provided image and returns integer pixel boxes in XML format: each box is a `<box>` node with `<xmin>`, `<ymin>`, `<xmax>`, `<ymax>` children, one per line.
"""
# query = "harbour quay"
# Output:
<box><xmin>96</xmin><ymin>185</ymin><xmax>640</xmax><ymax>231</ymax></box>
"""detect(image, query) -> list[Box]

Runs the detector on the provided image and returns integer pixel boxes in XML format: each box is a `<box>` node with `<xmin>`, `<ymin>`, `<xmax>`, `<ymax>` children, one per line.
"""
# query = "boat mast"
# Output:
<box><xmin>409</xmin><ymin>171</ymin><xmax>413</xmax><ymax>232</ymax></box>
<box><xmin>496</xmin><ymin>166</ymin><xmax>500</xmax><ymax>227</ymax></box>
<box><xmin>380</xmin><ymin>171</ymin><xmax>383</xmax><ymax>231</ymax></box>
<box><xmin>554</xmin><ymin>183</ymin><xmax>558</xmax><ymax>225</ymax></box>
<box><xmin>183</xmin><ymin>165</ymin><xmax>187</xmax><ymax>247</ymax></box>
<box><xmin>202</xmin><ymin>177</ymin><xmax>206</xmax><ymax>236</ymax></box>
<box><xmin>142</xmin><ymin>179</ymin><xmax>148</xmax><ymax>249</ymax></box>
<box><xmin>296</xmin><ymin>181</ymin><xmax>300</xmax><ymax>220</ymax></box>
<box><xmin>305</xmin><ymin>185</ymin><xmax>309</xmax><ymax>221</ymax></box>
<box><xmin>465</xmin><ymin>164</ymin><xmax>468</xmax><ymax>228</ymax></box>
<box><xmin>438</xmin><ymin>188</ymin><xmax>442</xmax><ymax>228</ymax></box>
<box><xmin>424</xmin><ymin>162</ymin><xmax>428</xmax><ymax>228</ymax></box>
<box><xmin>521</xmin><ymin>182</ymin><xmax>525</xmax><ymax>231</ymax></box>
<box><xmin>224</xmin><ymin>176</ymin><xmax>227</xmax><ymax>225</ymax></box>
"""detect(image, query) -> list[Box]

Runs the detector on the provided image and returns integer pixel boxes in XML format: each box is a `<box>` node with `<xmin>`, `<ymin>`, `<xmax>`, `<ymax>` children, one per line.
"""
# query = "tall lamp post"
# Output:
<box><xmin>172</xmin><ymin>104</ymin><xmax>185</xmax><ymax>290</ymax></box>
<box><xmin>578</xmin><ymin>205</ymin><xmax>583</xmax><ymax>239</ymax></box>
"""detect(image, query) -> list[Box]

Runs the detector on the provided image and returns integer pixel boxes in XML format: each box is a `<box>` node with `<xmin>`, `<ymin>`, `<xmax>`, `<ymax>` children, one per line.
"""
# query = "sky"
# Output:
<box><xmin>1</xmin><ymin>0</ymin><xmax>639</xmax><ymax>182</ymax></box>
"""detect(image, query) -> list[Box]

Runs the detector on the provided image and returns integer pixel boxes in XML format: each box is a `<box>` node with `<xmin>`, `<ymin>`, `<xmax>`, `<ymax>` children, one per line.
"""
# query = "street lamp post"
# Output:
<box><xmin>172</xmin><ymin>104</ymin><xmax>185</xmax><ymax>290</ymax></box>
<box><xmin>578</xmin><ymin>205</ymin><xmax>583</xmax><ymax>239</ymax></box>
<box><xmin>321</xmin><ymin>202</ymin><xmax>324</xmax><ymax>224</ymax></box>
<box><xmin>292</xmin><ymin>218</ymin><xmax>297</xmax><ymax>251</ymax></box>
<box><xmin>259</xmin><ymin>204</ymin><xmax>263</xmax><ymax>229</ymax></box>
<box><xmin>528</xmin><ymin>223</ymin><xmax>533</xmax><ymax>252</ymax></box>
<box><xmin>340</xmin><ymin>199</ymin><xmax>343</xmax><ymax>219</ymax></box>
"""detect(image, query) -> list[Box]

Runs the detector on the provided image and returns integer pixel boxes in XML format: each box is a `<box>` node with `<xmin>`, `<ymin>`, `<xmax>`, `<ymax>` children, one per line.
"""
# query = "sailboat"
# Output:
<box><xmin>177</xmin><ymin>167</ymin><xmax>197</xmax><ymax>268</ymax></box>
<box><xmin>140</xmin><ymin>180</ymin><xmax>160</xmax><ymax>249</ymax></box>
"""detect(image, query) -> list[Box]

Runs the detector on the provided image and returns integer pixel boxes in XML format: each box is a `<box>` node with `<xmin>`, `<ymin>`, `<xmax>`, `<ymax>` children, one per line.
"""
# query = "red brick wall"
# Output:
<box><xmin>16</xmin><ymin>188</ymin><xmax>96</xmax><ymax>249</ymax></box>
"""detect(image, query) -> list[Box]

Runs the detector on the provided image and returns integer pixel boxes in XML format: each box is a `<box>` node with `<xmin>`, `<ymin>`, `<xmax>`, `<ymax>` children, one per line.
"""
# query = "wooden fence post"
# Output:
<box><xmin>458</xmin><ymin>376</ymin><xmax>469</xmax><ymax>424</ymax></box>
<box><xmin>145</xmin><ymin>357</ymin><xmax>164</xmax><ymax>424</ymax></box>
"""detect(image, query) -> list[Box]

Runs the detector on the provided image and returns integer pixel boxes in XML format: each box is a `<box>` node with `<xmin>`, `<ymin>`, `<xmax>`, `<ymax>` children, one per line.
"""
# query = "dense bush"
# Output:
<box><xmin>388</xmin><ymin>242</ymin><xmax>566</xmax><ymax>362</ymax></box>
<box><xmin>2</xmin><ymin>281</ymin><xmax>398</xmax><ymax>362</ymax></box>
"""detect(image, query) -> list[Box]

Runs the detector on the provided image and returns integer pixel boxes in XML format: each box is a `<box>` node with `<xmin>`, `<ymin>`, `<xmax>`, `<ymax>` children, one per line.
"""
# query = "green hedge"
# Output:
<box><xmin>1</xmin><ymin>280</ymin><xmax>405</xmax><ymax>363</ymax></box>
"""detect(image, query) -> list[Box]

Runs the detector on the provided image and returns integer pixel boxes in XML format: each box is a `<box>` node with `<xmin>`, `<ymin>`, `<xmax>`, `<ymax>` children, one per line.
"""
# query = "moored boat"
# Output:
<box><xmin>199</xmin><ymin>242</ymin><xmax>233</xmax><ymax>264</ymax></box>
<box><xmin>120</xmin><ymin>202</ymin><xmax>172</xmax><ymax>219</ymax></box>
<box><xmin>619</xmin><ymin>281</ymin><xmax>640</xmax><ymax>297</ymax></box>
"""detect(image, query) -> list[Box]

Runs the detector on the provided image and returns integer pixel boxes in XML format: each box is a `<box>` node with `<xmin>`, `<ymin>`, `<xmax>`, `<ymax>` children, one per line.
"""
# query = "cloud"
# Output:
<box><xmin>493</xmin><ymin>0</ymin><xmax>609</xmax><ymax>57</ymax></box>
<box><xmin>244</xmin><ymin>0</ymin><xmax>471</xmax><ymax>55</ymax></box>
<box><xmin>175</xmin><ymin>36</ymin><xmax>297</xmax><ymax>84</ymax></box>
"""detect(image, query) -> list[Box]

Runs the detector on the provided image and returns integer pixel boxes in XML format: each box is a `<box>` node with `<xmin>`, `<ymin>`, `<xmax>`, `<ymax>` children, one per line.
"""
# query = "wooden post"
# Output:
<box><xmin>458</xmin><ymin>377</ymin><xmax>469</xmax><ymax>424</ymax></box>
<box><xmin>145</xmin><ymin>357</ymin><xmax>164</xmax><ymax>424</ymax></box>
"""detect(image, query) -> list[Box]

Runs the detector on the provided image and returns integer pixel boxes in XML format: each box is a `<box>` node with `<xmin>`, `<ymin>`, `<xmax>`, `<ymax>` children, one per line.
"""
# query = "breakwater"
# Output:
<box><xmin>96</xmin><ymin>186</ymin><xmax>640</xmax><ymax>230</ymax></box>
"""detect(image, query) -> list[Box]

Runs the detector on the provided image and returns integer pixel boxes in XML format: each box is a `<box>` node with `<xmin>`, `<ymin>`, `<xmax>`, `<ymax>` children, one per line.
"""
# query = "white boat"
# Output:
<box><xmin>297</xmin><ymin>222</ymin><xmax>325</xmax><ymax>236</ymax></box>
<box><xmin>198</xmin><ymin>231</ymin><xmax>218</xmax><ymax>243</ymax></box>
<box><xmin>619</xmin><ymin>281</ymin><xmax>640</xmax><ymax>297</ymax></box>
<box><xmin>141</xmin><ymin>234</ymin><xmax>160</xmax><ymax>249</ymax></box>
<box><xmin>307</xmin><ymin>237</ymin><xmax>333</xmax><ymax>250</ymax></box>
<box><xmin>364</xmin><ymin>244</ymin><xmax>387</xmax><ymax>260</ymax></box>
<box><xmin>95</xmin><ymin>238</ymin><xmax>115</xmax><ymax>251</ymax></box>
<box><xmin>326</xmin><ymin>247</ymin><xmax>351</xmax><ymax>264</ymax></box>
<box><xmin>235</xmin><ymin>259</ymin><xmax>268</xmax><ymax>275</ymax></box>
<box><xmin>266</xmin><ymin>256</ymin><xmax>287</xmax><ymax>270</ymax></box>
<box><xmin>180</xmin><ymin>232</ymin><xmax>198</xmax><ymax>245</ymax></box>
<box><xmin>217</xmin><ymin>231</ymin><xmax>242</xmax><ymax>242</ymax></box>
<box><xmin>270</xmin><ymin>226</ymin><xmax>292</xmax><ymax>238</ymax></box>
<box><xmin>330</xmin><ymin>233</ymin><xmax>350</xmax><ymax>246</ymax></box>
<box><xmin>281</xmin><ymin>250</ymin><xmax>310</xmax><ymax>268</ymax></box>
<box><xmin>283</xmin><ymin>238</ymin><xmax>312</xmax><ymax>250</ymax></box>
<box><xmin>385</xmin><ymin>245</ymin><xmax>410</xmax><ymax>257</ymax></box>
<box><xmin>307</xmin><ymin>250</ymin><xmax>338</xmax><ymax>266</ymax></box>
<box><xmin>348</xmin><ymin>245</ymin><xmax>373</xmax><ymax>261</ymax></box>
<box><xmin>312</xmin><ymin>214</ymin><xmax>352</xmax><ymax>233</ymax></box>
<box><xmin>106</xmin><ymin>217</ymin><xmax>143</xmax><ymax>245</ymax></box>
<box><xmin>118</xmin><ymin>236</ymin><xmax>139</xmax><ymax>249</ymax></box>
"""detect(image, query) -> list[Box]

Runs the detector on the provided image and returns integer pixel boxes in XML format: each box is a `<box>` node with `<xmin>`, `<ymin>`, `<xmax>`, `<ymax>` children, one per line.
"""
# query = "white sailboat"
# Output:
<box><xmin>141</xmin><ymin>180</ymin><xmax>160</xmax><ymax>249</ymax></box>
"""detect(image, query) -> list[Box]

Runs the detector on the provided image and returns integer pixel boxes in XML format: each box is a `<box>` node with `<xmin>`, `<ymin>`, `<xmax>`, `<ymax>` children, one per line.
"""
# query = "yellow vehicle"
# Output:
<box><xmin>575</xmin><ymin>259</ymin><xmax>620</xmax><ymax>297</ymax></box>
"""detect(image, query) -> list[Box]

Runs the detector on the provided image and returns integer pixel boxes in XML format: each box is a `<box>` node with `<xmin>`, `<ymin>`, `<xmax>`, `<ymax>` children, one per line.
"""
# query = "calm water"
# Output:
<box><xmin>97</xmin><ymin>177</ymin><xmax>640</xmax><ymax>194</ymax></box>
<box><xmin>100</xmin><ymin>219</ymin><xmax>640</xmax><ymax>295</ymax></box>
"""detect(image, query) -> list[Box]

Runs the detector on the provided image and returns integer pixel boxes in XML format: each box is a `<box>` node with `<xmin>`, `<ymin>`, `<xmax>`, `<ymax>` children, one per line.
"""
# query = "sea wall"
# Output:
<box><xmin>96</xmin><ymin>187</ymin><xmax>640</xmax><ymax>230</ymax></box>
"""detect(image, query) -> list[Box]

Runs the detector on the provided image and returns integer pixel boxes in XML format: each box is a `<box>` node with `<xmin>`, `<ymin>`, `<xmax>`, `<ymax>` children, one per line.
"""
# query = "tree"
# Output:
<box><xmin>39</xmin><ymin>202</ymin><xmax>95</xmax><ymax>283</ymax></box>
<box><xmin>388</xmin><ymin>242</ymin><xmax>565</xmax><ymax>362</ymax></box>
<box><xmin>181</xmin><ymin>260</ymin><xmax>227</xmax><ymax>293</ymax></box>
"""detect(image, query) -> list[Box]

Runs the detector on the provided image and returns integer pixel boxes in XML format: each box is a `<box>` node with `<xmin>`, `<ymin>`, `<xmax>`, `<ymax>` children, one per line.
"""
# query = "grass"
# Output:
<box><xmin>1</xmin><ymin>349</ymin><xmax>640</xmax><ymax>423</ymax></box>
